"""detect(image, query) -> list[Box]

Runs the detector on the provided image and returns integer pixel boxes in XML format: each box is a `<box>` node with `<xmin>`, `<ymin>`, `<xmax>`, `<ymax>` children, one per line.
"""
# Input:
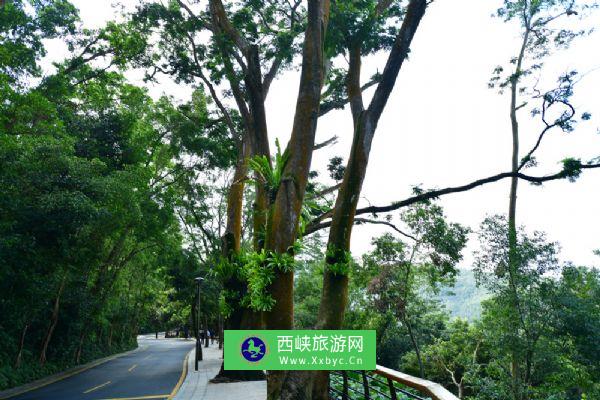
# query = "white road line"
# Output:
<box><xmin>83</xmin><ymin>380</ymin><xmax>111</xmax><ymax>394</ymax></box>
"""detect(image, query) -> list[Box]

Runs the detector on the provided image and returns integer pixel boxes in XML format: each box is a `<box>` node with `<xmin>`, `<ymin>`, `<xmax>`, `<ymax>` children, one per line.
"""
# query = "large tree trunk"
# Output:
<box><xmin>317</xmin><ymin>0</ymin><xmax>428</xmax><ymax>332</ymax></box>
<box><xmin>39</xmin><ymin>277</ymin><xmax>66</xmax><ymax>366</ymax></box>
<box><xmin>264</xmin><ymin>1</ymin><xmax>330</xmax><ymax>399</ymax></box>
<box><xmin>221</xmin><ymin>135</ymin><xmax>250</xmax><ymax>258</ymax></box>
<box><xmin>212</xmin><ymin>135</ymin><xmax>266</xmax><ymax>382</ymax></box>
<box><xmin>208</xmin><ymin>2</ymin><xmax>273</xmax><ymax>380</ymax></box>
<box><xmin>311</xmin><ymin>2</ymin><xmax>428</xmax><ymax>398</ymax></box>
<box><xmin>212</xmin><ymin>273</ymin><xmax>265</xmax><ymax>381</ymax></box>
<box><xmin>245</xmin><ymin>45</ymin><xmax>272</xmax><ymax>251</ymax></box>
<box><xmin>208</xmin><ymin>0</ymin><xmax>272</xmax><ymax>251</ymax></box>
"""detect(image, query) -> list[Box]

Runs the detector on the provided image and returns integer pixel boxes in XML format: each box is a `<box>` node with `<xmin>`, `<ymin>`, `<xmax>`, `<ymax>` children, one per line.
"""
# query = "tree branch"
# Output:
<box><xmin>313</xmin><ymin>135</ymin><xmax>338</xmax><ymax>150</ymax></box>
<box><xmin>347</xmin><ymin>43</ymin><xmax>364</xmax><ymax>123</ymax></box>
<box><xmin>355</xmin><ymin>165</ymin><xmax>600</xmax><ymax>216</ymax></box>
<box><xmin>319</xmin><ymin>76</ymin><xmax>380</xmax><ymax>117</ymax></box>
<box><xmin>519</xmin><ymin>94</ymin><xmax>576</xmax><ymax>171</ymax></box>
<box><xmin>263</xmin><ymin>56</ymin><xmax>282</xmax><ymax>97</ymax></box>
<box><xmin>209</xmin><ymin>0</ymin><xmax>249</xmax><ymax>53</ymax></box>
<box><xmin>375</xmin><ymin>0</ymin><xmax>395</xmax><ymax>16</ymax></box>
<box><xmin>304</xmin><ymin>163</ymin><xmax>600</xmax><ymax>235</ymax></box>
<box><xmin>175</xmin><ymin>0</ymin><xmax>213</xmax><ymax>30</ymax></box>
<box><xmin>308</xmin><ymin>183</ymin><xmax>341</xmax><ymax>199</ymax></box>
<box><xmin>185</xmin><ymin>32</ymin><xmax>238</xmax><ymax>143</ymax></box>
<box><xmin>354</xmin><ymin>218</ymin><xmax>417</xmax><ymax>241</ymax></box>
<box><xmin>367</xmin><ymin>0</ymin><xmax>427</xmax><ymax>124</ymax></box>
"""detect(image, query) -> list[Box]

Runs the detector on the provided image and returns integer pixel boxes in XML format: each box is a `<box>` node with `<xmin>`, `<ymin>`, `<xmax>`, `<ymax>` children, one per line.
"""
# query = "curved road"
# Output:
<box><xmin>11</xmin><ymin>335</ymin><xmax>194</xmax><ymax>400</ymax></box>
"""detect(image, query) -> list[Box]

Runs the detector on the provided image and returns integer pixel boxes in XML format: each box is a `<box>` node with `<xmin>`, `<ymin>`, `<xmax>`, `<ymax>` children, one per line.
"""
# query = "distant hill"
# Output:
<box><xmin>438</xmin><ymin>269</ymin><xmax>488</xmax><ymax>321</ymax></box>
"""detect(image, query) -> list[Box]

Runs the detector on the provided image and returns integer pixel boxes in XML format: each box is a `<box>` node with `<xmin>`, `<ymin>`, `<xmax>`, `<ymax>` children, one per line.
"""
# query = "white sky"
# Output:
<box><xmin>47</xmin><ymin>0</ymin><xmax>600</xmax><ymax>268</ymax></box>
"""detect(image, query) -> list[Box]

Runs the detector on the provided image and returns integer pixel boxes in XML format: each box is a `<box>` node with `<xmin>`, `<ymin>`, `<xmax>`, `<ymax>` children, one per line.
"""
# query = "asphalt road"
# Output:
<box><xmin>12</xmin><ymin>335</ymin><xmax>194</xmax><ymax>400</ymax></box>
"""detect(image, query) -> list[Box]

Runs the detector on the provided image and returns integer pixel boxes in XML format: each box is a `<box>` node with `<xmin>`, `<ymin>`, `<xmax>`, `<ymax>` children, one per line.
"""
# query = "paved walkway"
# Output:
<box><xmin>174</xmin><ymin>344</ymin><xmax>266</xmax><ymax>400</ymax></box>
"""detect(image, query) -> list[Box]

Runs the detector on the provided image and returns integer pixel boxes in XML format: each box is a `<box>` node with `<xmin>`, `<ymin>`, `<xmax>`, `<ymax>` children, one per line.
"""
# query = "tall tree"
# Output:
<box><xmin>296</xmin><ymin>1</ymin><xmax>428</xmax><ymax>397</ymax></box>
<box><xmin>127</xmin><ymin>0</ymin><xmax>311</xmax><ymax>381</ymax></box>
<box><xmin>475</xmin><ymin>216</ymin><xmax>560</xmax><ymax>400</ymax></box>
<box><xmin>365</xmin><ymin>202</ymin><xmax>469</xmax><ymax>379</ymax></box>
<box><xmin>486</xmin><ymin>1</ymin><xmax>596</xmax><ymax>398</ymax></box>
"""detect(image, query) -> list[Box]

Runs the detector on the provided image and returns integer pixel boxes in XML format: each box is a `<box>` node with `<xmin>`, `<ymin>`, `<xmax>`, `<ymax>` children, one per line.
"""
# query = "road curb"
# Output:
<box><xmin>168</xmin><ymin>349</ymin><xmax>192</xmax><ymax>399</ymax></box>
<box><xmin>0</xmin><ymin>345</ymin><xmax>146</xmax><ymax>399</ymax></box>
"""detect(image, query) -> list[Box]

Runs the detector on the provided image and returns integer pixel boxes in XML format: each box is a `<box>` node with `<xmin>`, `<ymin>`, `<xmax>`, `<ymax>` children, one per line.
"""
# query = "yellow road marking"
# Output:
<box><xmin>98</xmin><ymin>395</ymin><xmax>169</xmax><ymax>400</ymax></box>
<box><xmin>83</xmin><ymin>380</ymin><xmax>111</xmax><ymax>394</ymax></box>
<box><xmin>167</xmin><ymin>349</ymin><xmax>191</xmax><ymax>400</ymax></box>
<box><xmin>128</xmin><ymin>364</ymin><xmax>138</xmax><ymax>372</ymax></box>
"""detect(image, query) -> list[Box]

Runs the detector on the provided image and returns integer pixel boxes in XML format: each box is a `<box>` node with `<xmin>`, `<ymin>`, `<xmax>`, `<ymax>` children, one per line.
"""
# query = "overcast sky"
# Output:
<box><xmin>48</xmin><ymin>0</ymin><xmax>600</xmax><ymax>268</ymax></box>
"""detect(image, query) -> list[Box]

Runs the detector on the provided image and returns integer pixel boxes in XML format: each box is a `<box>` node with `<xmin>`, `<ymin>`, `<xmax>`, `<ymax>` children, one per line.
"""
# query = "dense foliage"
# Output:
<box><xmin>295</xmin><ymin>214</ymin><xmax>600</xmax><ymax>399</ymax></box>
<box><xmin>0</xmin><ymin>0</ymin><xmax>233</xmax><ymax>389</ymax></box>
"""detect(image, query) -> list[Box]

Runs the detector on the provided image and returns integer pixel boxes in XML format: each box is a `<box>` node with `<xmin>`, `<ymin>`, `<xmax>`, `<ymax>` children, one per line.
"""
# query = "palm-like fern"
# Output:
<box><xmin>248</xmin><ymin>139</ymin><xmax>290</xmax><ymax>201</ymax></box>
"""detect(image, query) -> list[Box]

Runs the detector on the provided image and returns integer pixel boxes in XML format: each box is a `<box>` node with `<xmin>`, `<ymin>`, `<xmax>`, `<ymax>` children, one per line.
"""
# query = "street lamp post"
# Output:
<box><xmin>194</xmin><ymin>276</ymin><xmax>204</xmax><ymax>371</ymax></box>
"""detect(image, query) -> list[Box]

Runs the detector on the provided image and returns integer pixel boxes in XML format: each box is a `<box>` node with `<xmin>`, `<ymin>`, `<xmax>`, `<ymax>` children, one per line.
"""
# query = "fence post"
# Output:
<box><xmin>361</xmin><ymin>371</ymin><xmax>370</xmax><ymax>400</ymax></box>
<box><xmin>387</xmin><ymin>377</ymin><xmax>398</xmax><ymax>400</ymax></box>
<box><xmin>342</xmin><ymin>371</ymin><xmax>349</xmax><ymax>400</ymax></box>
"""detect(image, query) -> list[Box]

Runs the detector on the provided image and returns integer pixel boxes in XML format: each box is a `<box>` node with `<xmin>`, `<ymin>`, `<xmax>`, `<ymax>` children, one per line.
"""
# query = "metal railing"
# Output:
<box><xmin>329</xmin><ymin>365</ymin><xmax>459</xmax><ymax>400</ymax></box>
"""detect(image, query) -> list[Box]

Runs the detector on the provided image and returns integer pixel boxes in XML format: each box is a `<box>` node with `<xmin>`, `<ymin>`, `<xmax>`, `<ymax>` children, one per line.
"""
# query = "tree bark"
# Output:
<box><xmin>75</xmin><ymin>331</ymin><xmax>85</xmax><ymax>364</ymax></box>
<box><xmin>212</xmin><ymin>287</ymin><xmax>265</xmax><ymax>381</ymax></box>
<box><xmin>15</xmin><ymin>323</ymin><xmax>29</xmax><ymax>368</ymax></box>
<box><xmin>245</xmin><ymin>45</ymin><xmax>272</xmax><ymax>251</ymax></box>
<box><xmin>312</xmin><ymin>2</ymin><xmax>427</xmax><ymax>398</ymax></box>
<box><xmin>222</xmin><ymin>139</ymin><xmax>250</xmax><ymax>257</ymax></box>
<box><xmin>108</xmin><ymin>324</ymin><xmax>114</xmax><ymax>349</ymax></box>
<box><xmin>208</xmin><ymin>2</ymin><xmax>272</xmax><ymax>381</ymax></box>
<box><xmin>404</xmin><ymin>316</ymin><xmax>424</xmax><ymax>378</ymax></box>
<box><xmin>317</xmin><ymin>0</ymin><xmax>428</xmax><ymax>333</ymax></box>
<box><xmin>212</xmin><ymin>132</ymin><xmax>267</xmax><ymax>382</ymax></box>
<box><xmin>39</xmin><ymin>276</ymin><xmax>66</xmax><ymax>366</ymax></box>
<box><xmin>208</xmin><ymin>0</ymin><xmax>272</xmax><ymax>251</ymax></box>
<box><xmin>264</xmin><ymin>1</ymin><xmax>330</xmax><ymax>399</ymax></box>
<box><xmin>213</xmin><ymin>158</ymin><xmax>266</xmax><ymax>379</ymax></box>
<box><xmin>265</xmin><ymin>0</ymin><xmax>330</xmax><ymax>325</ymax></box>
<box><xmin>507</xmin><ymin>23</ymin><xmax>530</xmax><ymax>400</ymax></box>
